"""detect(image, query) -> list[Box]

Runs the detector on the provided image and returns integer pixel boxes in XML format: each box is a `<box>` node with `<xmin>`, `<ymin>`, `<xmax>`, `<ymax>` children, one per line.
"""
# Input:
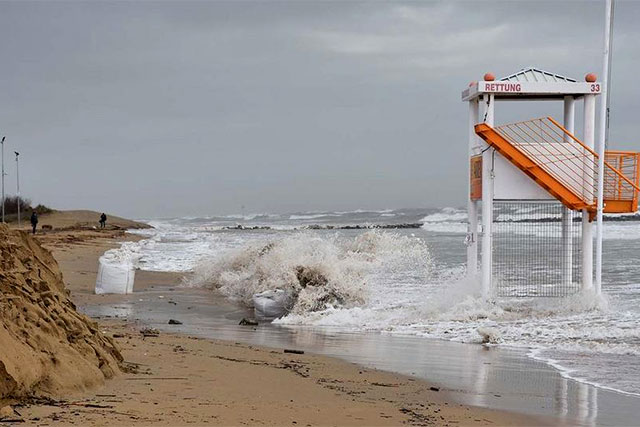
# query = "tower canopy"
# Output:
<box><xmin>461</xmin><ymin>67</ymin><xmax>601</xmax><ymax>101</ymax></box>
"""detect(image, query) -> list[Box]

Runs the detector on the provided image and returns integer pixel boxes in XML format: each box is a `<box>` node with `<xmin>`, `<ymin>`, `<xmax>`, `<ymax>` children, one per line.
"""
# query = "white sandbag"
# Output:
<box><xmin>253</xmin><ymin>289</ymin><xmax>291</xmax><ymax>321</ymax></box>
<box><xmin>95</xmin><ymin>259</ymin><xmax>136</xmax><ymax>294</ymax></box>
<box><xmin>95</xmin><ymin>244</ymin><xmax>141</xmax><ymax>294</ymax></box>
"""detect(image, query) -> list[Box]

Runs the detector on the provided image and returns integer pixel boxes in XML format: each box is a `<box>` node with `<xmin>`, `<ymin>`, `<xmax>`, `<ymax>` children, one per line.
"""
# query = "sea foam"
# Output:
<box><xmin>186</xmin><ymin>231</ymin><xmax>433</xmax><ymax>316</ymax></box>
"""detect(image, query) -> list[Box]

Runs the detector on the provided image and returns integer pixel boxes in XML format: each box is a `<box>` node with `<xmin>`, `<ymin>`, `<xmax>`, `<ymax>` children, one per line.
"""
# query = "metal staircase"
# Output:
<box><xmin>475</xmin><ymin>117</ymin><xmax>640</xmax><ymax>216</ymax></box>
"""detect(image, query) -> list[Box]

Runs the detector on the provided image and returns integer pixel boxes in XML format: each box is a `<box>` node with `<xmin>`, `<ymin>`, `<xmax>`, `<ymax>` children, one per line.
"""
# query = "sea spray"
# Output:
<box><xmin>186</xmin><ymin>231</ymin><xmax>433</xmax><ymax>316</ymax></box>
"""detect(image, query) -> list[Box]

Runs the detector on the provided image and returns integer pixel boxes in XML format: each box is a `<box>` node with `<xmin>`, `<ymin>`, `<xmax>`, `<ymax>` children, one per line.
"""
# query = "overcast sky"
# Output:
<box><xmin>0</xmin><ymin>1</ymin><xmax>638</xmax><ymax>218</ymax></box>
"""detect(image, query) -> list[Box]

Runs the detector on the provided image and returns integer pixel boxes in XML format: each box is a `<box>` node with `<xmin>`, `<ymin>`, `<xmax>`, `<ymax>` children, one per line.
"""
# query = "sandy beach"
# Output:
<box><xmin>3</xmin><ymin>2</ymin><xmax>640</xmax><ymax>425</ymax></box>
<box><xmin>0</xmin><ymin>218</ymin><xmax>551</xmax><ymax>426</ymax></box>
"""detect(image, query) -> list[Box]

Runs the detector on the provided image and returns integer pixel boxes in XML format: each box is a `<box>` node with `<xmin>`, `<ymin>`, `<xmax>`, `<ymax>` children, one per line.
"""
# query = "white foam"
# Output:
<box><xmin>99</xmin><ymin>241</ymin><xmax>143</xmax><ymax>268</ymax></box>
<box><xmin>289</xmin><ymin>213</ymin><xmax>339</xmax><ymax>220</ymax></box>
<box><xmin>420</xmin><ymin>207</ymin><xmax>467</xmax><ymax>223</ymax></box>
<box><xmin>421</xmin><ymin>222</ymin><xmax>467</xmax><ymax>233</ymax></box>
<box><xmin>187</xmin><ymin>231</ymin><xmax>433</xmax><ymax>316</ymax></box>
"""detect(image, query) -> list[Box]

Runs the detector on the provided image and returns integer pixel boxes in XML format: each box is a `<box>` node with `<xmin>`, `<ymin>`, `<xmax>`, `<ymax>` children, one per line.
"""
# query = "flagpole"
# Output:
<box><xmin>605</xmin><ymin>2</ymin><xmax>615</xmax><ymax>148</ymax></box>
<box><xmin>595</xmin><ymin>0</ymin><xmax>614</xmax><ymax>294</ymax></box>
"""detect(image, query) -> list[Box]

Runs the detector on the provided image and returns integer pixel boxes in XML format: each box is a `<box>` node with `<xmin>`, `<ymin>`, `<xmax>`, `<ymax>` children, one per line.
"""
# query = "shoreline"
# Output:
<box><xmin>11</xmin><ymin>228</ymin><xmax>553</xmax><ymax>426</ymax></box>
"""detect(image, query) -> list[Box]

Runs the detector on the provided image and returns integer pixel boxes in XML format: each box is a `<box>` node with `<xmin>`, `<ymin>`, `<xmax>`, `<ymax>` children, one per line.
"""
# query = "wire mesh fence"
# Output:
<box><xmin>491</xmin><ymin>201</ymin><xmax>583</xmax><ymax>297</ymax></box>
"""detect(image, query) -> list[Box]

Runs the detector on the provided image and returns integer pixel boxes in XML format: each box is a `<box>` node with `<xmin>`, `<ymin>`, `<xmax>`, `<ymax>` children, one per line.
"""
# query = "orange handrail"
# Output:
<box><xmin>547</xmin><ymin>116</ymin><xmax>640</xmax><ymax>192</ymax></box>
<box><xmin>476</xmin><ymin>117</ymin><xmax>640</xmax><ymax>215</ymax></box>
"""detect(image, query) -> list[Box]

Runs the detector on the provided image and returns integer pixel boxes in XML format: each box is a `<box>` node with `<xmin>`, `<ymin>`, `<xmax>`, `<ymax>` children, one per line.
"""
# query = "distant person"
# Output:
<box><xmin>99</xmin><ymin>213</ymin><xmax>107</xmax><ymax>229</ymax></box>
<box><xmin>30</xmin><ymin>211</ymin><xmax>38</xmax><ymax>234</ymax></box>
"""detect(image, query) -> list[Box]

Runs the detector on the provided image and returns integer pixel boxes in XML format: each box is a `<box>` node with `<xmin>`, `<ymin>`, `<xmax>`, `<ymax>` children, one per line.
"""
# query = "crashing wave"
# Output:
<box><xmin>186</xmin><ymin>231</ymin><xmax>433</xmax><ymax>317</ymax></box>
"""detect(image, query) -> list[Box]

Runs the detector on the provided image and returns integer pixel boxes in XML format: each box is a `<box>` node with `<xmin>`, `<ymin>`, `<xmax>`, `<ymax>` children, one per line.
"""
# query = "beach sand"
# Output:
<box><xmin>11</xmin><ymin>209</ymin><xmax>151</xmax><ymax>232</ymax></box>
<box><xmin>7</xmin><ymin>224</ymin><xmax>553</xmax><ymax>426</ymax></box>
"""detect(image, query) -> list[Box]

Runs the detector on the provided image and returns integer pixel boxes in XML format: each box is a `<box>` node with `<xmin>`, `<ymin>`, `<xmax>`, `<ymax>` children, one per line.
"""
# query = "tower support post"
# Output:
<box><xmin>562</xmin><ymin>96</ymin><xmax>576</xmax><ymax>285</ymax></box>
<box><xmin>467</xmin><ymin>99</ymin><xmax>480</xmax><ymax>278</ymax></box>
<box><xmin>582</xmin><ymin>94</ymin><xmax>597</xmax><ymax>291</ymax></box>
<box><xmin>481</xmin><ymin>94</ymin><xmax>495</xmax><ymax>298</ymax></box>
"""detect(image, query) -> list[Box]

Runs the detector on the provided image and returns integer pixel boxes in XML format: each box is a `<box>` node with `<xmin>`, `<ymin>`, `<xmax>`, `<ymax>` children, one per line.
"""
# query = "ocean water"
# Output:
<box><xmin>118</xmin><ymin>207</ymin><xmax>640</xmax><ymax>398</ymax></box>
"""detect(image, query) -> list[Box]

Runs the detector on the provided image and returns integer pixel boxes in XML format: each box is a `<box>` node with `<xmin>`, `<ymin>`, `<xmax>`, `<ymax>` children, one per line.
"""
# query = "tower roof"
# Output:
<box><xmin>462</xmin><ymin>67</ymin><xmax>599</xmax><ymax>101</ymax></box>
<box><xmin>500</xmin><ymin>67</ymin><xmax>577</xmax><ymax>83</ymax></box>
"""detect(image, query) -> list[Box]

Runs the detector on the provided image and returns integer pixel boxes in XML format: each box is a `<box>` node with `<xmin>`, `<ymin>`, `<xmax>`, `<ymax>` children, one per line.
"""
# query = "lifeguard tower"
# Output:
<box><xmin>463</xmin><ymin>67</ymin><xmax>640</xmax><ymax>298</ymax></box>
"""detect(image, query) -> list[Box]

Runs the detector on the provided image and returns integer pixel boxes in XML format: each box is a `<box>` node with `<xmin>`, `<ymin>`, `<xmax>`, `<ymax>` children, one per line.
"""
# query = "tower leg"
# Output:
<box><xmin>582</xmin><ymin>94</ymin><xmax>596</xmax><ymax>291</ymax></box>
<box><xmin>561</xmin><ymin>209</ymin><xmax>573</xmax><ymax>285</ymax></box>
<box><xmin>481</xmin><ymin>94</ymin><xmax>494</xmax><ymax>298</ymax></box>
<box><xmin>582</xmin><ymin>211</ymin><xmax>593</xmax><ymax>290</ymax></box>
<box><xmin>562</xmin><ymin>96</ymin><xmax>576</xmax><ymax>286</ymax></box>
<box><xmin>467</xmin><ymin>99</ymin><xmax>479</xmax><ymax>278</ymax></box>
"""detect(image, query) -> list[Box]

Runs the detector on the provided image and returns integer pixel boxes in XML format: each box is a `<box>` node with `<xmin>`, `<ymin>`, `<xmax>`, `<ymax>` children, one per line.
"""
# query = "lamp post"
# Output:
<box><xmin>15</xmin><ymin>151</ymin><xmax>20</xmax><ymax>227</ymax></box>
<box><xmin>1</xmin><ymin>136</ymin><xmax>5</xmax><ymax>223</ymax></box>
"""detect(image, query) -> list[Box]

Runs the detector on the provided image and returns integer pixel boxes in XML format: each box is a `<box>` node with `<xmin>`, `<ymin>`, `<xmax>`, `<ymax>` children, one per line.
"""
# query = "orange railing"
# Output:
<box><xmin>603</xmin><ymin>151</ymin><xmax>640</xmax><ymax>212</ymax></box>
<box><xmin>491</xmin><ymin>117</ymin><xmax>640</xmax><ymax>213</ymax></box>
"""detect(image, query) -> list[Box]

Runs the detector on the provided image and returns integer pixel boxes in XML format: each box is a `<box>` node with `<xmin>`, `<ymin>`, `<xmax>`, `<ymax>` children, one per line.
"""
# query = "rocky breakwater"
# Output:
<box><xmin>0</xmin><ymin>224</ymin><xmax>122</xmax><ymax>401</ymax></box>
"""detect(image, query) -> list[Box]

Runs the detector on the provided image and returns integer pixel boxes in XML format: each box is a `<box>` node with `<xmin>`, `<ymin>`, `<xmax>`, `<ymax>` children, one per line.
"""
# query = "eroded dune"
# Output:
<box><xmin>0</xmin><ymin>224</ymin><xmax>122</xmax><ymax>400</ymax></box>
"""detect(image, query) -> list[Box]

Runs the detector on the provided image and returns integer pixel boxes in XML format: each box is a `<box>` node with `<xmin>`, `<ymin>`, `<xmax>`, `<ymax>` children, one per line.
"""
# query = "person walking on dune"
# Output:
<box><xmin>30</xmin><ymin>211</ymin><xmax>38</xmax><ymax>234</ymax></box>
<box><xmin>99</xmin><ymin>213</ymin><xmax>107</xmax><ymax>229</ymax></box>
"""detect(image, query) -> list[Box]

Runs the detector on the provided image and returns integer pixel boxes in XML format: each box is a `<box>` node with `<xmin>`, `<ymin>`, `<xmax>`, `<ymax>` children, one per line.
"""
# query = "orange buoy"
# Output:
<box><xmin>483</xmin><ymin>73</ymin><xmax>495</xmax><ymax>81</ymax></box>
<box><xmin>585</xmin><ymin>73</ymin><xmax>597</xmax><ymax>82</ymax></box>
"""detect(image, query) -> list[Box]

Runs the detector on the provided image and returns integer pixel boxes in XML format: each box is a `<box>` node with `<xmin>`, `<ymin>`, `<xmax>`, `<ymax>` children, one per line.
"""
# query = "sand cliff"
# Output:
<box><xmin>0</xmin><ymin>224</ymin><xmax>122</xmax><ymax>400</ymax></box>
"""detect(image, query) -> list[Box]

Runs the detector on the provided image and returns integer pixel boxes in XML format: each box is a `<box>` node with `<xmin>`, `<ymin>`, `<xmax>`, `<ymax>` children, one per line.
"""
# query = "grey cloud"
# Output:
<box><xmin>0</xmin><ymin>1</ymin><xmax>637</xmax><ymax>218</ymax></box>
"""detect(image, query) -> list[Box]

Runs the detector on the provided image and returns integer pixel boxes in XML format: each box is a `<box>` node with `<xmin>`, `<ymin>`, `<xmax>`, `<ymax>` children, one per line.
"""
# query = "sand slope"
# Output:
<box><xmin>26</xmin><ymin>210</ymin><xmax>150</xmax><ymax>231</ymax></box>
<box><xmin>0</xmin><ymin>224</ymin><xmax>122</xmax><ymax>401</ymax></box>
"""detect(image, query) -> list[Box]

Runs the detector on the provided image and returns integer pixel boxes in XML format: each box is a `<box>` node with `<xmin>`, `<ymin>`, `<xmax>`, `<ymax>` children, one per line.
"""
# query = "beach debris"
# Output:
<box><xmin>139</xmin><ymin>327</ymin><xmax>159</xmax><ymax>337</ymax></box>
<box><xmin>167</xmin><ymin>319</ymin><xmax>182</xmax><ymax>325</ymax></box>
<box><xmin>283</xmin><ymin>349</ymin><xmax>304</xmax><ymax>355</ymax></box>
<box><xmin>0</xmin><ymin>405</ymin><xmax>24</xmax><ymax>423</ymax></box>
<box><xmin>370</xmin><ymin>382</ymin><xmax>400</xmax><ymax>387</ymax></box>
<box><xmin>399</xmin><ymin>407</ymin><xmax>431</xmax><ymax>424</ymax></box>
<box><xmin>68</xmin><ymin>402</ymin><xmax>114</xmax><ymax>409</ymax></box>
<box><xmin>239</xmin><ymin>318</ymin><xmax>259</xmax><ymax>326</ymax></box>
<box><xmin>119</xmin><ymin>361</ymin><xmax>143</xmax><ymax>374</ymax></box>
<box><xmin>429</xmin><ymin>386</ymin><xmax>440</xmax><ymax>392</ymax></box>
<box><xmin>278</xmin><ymin>361</ymin><xmax>310</xmax><ymax>377</ymax></box>
<box><xmin>0</xmin><ymin>406</ymin><xmax>23</xmax><ymax>423</ymax></box>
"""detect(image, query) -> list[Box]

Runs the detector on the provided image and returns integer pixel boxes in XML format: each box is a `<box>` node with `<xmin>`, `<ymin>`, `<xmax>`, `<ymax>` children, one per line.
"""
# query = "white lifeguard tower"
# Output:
<box><xmin>463</xmin><ymin>67</ymin><xmax>640</xmax><ymax>298</ymax></box>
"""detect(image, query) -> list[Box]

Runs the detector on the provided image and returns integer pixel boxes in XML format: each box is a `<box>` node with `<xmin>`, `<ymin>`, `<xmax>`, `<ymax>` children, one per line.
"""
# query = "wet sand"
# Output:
<box><xmin>22</xmin><ymin>317</ymin><xmax>551</xmax><ymax>426</ymax></box>
<box><xmin>83</xmin><ymin>284</ymin><xmax>640</xmax><ymax>427</ymax></box>
<box><xmin>4</xmin><ymin>229</ymin><xmax>561</xmax><ymax>425</ymax></box>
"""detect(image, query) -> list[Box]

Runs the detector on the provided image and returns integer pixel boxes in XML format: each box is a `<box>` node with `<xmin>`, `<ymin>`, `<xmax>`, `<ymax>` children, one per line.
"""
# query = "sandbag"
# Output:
<box><xmin>253</xmin><ymin>289</ymin><xmax>291</xmax><ymax>321</ymax></box>
<box><xmin>95</xmin><ymin>258</ymin><xmax>136</xmax><ymax>294</ymax></box>
<box><xmin>95</xmin><ymin>244</ymin><xmax>141</xmax><ymax>294</ymax></box>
